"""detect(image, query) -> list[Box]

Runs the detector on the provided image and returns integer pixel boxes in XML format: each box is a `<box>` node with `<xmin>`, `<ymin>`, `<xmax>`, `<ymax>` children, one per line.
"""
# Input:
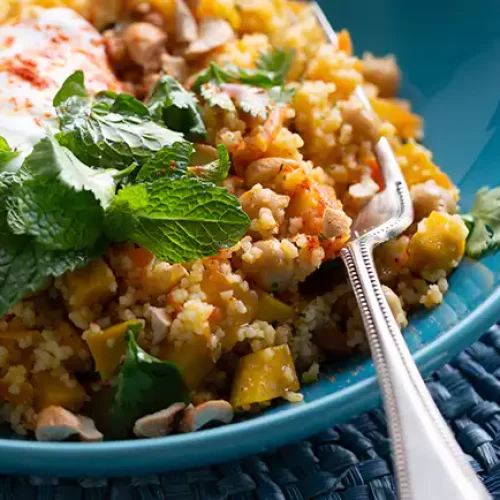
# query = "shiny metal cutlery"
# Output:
<box><xmin>311</xmin><ymin>3</ymin><xmax>490</xmax><ymax>498</ymax></box>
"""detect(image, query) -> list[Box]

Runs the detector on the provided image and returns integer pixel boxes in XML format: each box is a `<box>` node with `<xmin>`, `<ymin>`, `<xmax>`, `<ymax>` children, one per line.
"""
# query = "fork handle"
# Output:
<box><xmin>341</xmin><ymin>239</ymin><xmax>490</xmax><ymax>500</ymax></box>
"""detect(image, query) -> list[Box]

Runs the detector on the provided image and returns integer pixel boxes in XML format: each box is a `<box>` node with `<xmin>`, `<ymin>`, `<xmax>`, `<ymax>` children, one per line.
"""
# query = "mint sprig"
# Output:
<box><xmin>0</xmin><ymin>136</ymin><xmax>20</xmax><ymax>170</ymax></box>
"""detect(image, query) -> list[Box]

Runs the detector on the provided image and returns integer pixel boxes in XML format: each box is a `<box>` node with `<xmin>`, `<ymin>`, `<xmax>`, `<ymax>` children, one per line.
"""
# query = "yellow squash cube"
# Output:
<box><xmin>408</xmin><ymin>211</ymin><xmax>469</xmax><ymax>275</ymax></box>
<box><xmin>64</xmin><ymin>258</ymin><xmax>117</xmax><ymax>310</ymax></box>
<box><xmin>31</xmin><ymin>371</ymin><xmax>86</xmax><ymax>412</ymax></box>
<box><xmin>370</xmin><ymin>98</ymin><xmax>422</xmax><ymax>139</ymax></box>
<box><xmin>231</xmin><ymin>344</ymin><xmax>300</xmax><ymax>408</ymax></box>
<box><xmin>85</xmin><ymin>320</ymin><xmax>141</xmax><ymax>380</ymax></box>
<box><xmin>256</xmin><ymin>293</ymin><xmax>295</xmax><ymax>323</ymax></box>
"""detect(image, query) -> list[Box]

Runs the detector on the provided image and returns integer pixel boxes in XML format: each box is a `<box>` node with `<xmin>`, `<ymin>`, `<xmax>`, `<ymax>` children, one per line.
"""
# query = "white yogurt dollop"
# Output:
<box><xmin>0</xmin><ymin>7</ymin><xmax>122</xmax><ymax>169</ymax></box>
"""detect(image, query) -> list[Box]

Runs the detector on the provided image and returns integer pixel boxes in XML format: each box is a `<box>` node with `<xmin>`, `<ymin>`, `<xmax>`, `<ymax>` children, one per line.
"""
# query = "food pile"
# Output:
<box><xmin>0</xmin><ymin>0</ymin><xmax>494</xmax><ymax>441</ymax></box>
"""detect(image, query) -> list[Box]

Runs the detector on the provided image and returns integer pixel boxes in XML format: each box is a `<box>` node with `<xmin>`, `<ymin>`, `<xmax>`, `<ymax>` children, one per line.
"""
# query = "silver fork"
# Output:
<box><xmin>311</xmin><ymin>3</ymin><xmax>490</xmax><ymax>499</ymax></box>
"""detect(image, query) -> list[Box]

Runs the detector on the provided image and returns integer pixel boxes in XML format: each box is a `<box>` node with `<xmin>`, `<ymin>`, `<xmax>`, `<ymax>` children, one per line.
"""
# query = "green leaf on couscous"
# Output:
<box><xmin>463</xmin><ymin>186</ymin><xmax>500</xmax><ymax>258</ymax></box>
<box><xmin>105</xmin><ymin>177</ymin><xmax>250</xmax><ymax>263</ymax></box>
<box><xmin>187</xmin><ymin>144</ymin><xmax>231</xmax><ymax>183</ymax></box>
<box><xmin>108</xmin><ymin>324</ymin><xmax>190</xmax><ymax>439</ymax></box>
<box><xmin>0</xmin><ymin>135</ymin><xmax>20</xmax><ymax>169</ymax></box>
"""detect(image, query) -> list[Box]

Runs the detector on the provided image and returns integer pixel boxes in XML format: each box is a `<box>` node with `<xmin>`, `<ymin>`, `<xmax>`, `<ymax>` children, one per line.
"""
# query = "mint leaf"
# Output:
<box><xmin>146</xmin><ymin>75</ymin><xmax>207</xmax><ymax>140</ymax></box>
<box><xmin>188</xmin><ymin>144</ymin><xmax>230</xmax><ymax>183</ymax></box>
<box><xmin>136</xmin><ymin>142</ymin><xmax>194</xmax><ymax>182</ymax></box>
<box><xmin>0</xmin><ymin>234</ymin><xmax>104</xmax><ymax>318</ymax></box>
<box><xmin>110</xmin><ymin>93</ymin><xmax>150</xmax><ymax>117</ymax></box>
<box><xmin>108</xmin><ymin>324</ymin><xmax>190</xmax><ymax>439</ymax></box>
<box><xmin>59</xmin><ymin>107</ymin><xmax>184</xmax><ymax>170</ymax></box>
<box><xmin>6</xmin><ymin>136</ymin><xmax>117</xmax><ymax>250</ymax></box>
<box><xmin>105</xmin><ymin>177</ymin><xmax>250</xmax><ymax>262</ymax></box>
<box><xmin>53</xmin><ymin>70</ymin><xmax>88</xmax><ymax>107</ymax></box>
<box><xmin>0</xmin><ymin>136</ymin><xmax>19</xmax><ymax>169</ymax></box>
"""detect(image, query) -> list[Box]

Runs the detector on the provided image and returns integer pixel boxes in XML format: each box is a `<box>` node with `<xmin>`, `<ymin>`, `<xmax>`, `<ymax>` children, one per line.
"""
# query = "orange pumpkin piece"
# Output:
<box><xmin>370</xmin><ymin>97</ymin><xmax>422</xmax><ymax>139</ymax></box>
<box><xmin>396</xmin><ymin>143</ymin><xmax>454</xmax><ymax>190</ymax></box>
<box><xmin>408</xmin><ymin>211</ymin><xmax>469</xmax><ymax>275</ymax></box>
<box><xmin>31</xmin><ymin>371</ymin><xmax>86</xmax><ymax>412</ymax></box>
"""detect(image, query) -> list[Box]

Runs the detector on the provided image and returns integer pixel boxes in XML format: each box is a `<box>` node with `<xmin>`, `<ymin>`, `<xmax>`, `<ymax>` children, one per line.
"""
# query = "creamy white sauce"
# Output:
<box><xmin>0</xmin><ymin>7</ymin><xmax>121</xmax><ymax>169</ymax></box>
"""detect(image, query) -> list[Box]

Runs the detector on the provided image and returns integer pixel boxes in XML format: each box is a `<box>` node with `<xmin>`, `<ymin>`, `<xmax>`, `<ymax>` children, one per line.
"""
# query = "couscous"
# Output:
<box><xmin>0</xmin><ymin>0</ymin><xmax>495</xmax><ymax>441</ymax></box>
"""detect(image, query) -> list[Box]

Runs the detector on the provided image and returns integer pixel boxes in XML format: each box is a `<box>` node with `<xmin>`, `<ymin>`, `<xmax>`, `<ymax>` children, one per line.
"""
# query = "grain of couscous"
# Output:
<box><xmin>0</xmin><ymin>0</ymin><xmax>493</xmax><ymax>441</ymax></box>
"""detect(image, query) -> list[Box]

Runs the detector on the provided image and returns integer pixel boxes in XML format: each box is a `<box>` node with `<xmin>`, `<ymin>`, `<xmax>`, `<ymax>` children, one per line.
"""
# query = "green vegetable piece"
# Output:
<box><xmin>105</xmin><ymin>177</ymin><xmax>250</xmax><ymax>263</ymax></box>
<box><xmin>7</xmin><ymin>136</ymin><xmax>115</xmax><ymax>250</ymax></box>
<box><xmin>53</xmin><ymin>70</ymin><xmax>88</xmax><ymax>107</ymax></box>
<box><xmin>188</xmin><ymin>144</ymin><xmax>231</xmax><ymax>183</ymax></box>
<box><xmin>0</xmin><ymin>234</ymin><xmax>105</xmax><ymax>318</ymax></box>
<box><xmin>255</xmin><ymin>47</ymin><xmax>294</xmax><ymax>85</ymax></box>
<box><xmin>0</xmin><ymin>136</ymin><xmax>20</xmax><ymax>169</ymax></box>
<box><xmin>136</xmin><ymin>142</ymin><xmax>194</xmax><ymax>182</ymax></box>
<box><xmin>109</xmin><ymin>94</ymin><xmax>151</xmax><ymax>117</ymax></box>
<box><xmin>108</xmin><ymin>324</ymin><xmax>190</xmax><ymax>439</ymax></box>
<box><xmin>463</xmin><ymin>186</ymin><xmax>500</xmax><ymax>258</ymax></box>
<box><xmin>146</xmin><ymin>75</ymin><xmax>207</xmax><ymax>140</ymax></box>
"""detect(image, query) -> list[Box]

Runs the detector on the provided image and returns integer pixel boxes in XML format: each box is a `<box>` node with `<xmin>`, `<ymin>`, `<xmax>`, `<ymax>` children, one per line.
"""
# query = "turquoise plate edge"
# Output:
<box><xmin>1</xmin><ymin>0</ymin><xmax>500</xmax><ymax>476</ymax></box>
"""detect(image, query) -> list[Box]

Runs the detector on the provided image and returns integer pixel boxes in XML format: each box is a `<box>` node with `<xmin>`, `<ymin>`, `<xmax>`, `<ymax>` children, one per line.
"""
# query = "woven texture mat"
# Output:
<box><xmin>4</xmin><ymin>326</ymin><xmax>500</xmax><ymax>499</ymax></box>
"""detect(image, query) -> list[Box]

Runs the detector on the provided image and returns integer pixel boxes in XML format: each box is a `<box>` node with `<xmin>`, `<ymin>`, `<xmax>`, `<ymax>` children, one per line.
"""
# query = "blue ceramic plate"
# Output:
<box><xmin>2</xmin><ymin>0</ymin><xmax>500</xmax><ymax>477</ymax></box>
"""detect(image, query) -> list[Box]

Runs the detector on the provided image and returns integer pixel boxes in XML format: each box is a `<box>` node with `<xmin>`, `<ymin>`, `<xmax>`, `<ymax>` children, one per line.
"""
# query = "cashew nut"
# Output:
<box><xmin>133</xmin><ymin>402</ymin><xmax>187</xmax><ymax>438</ymax></box>
<box><xmin>179</xmin><ymin>400</ymin><xmax>234</xmax><ymax>433</ymax></box>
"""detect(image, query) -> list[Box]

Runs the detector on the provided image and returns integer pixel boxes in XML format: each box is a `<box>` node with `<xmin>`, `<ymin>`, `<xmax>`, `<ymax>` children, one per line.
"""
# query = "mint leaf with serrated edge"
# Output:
<box><xmin>0</xmin><ymin>136</ymin><xmax>20</xmax><ymax>170</ymax></box>
<box><xmin>146</xmin><ymin>75</ymin><xmax>206</xmax><ymax>140</ymax></box>
<box><xmin>136</xmin><ymin>142</ymin><xmax>194</xmax><ymax>183</ymax></box>
<box><xmin>107</xmin><ymin>324</ymin><xmax>190</xmax><ymax>439</ymax></box>
<box><xmin>105</xmin><ymin>177</ymin><xmax>250</xmax><ymax>263</ymax></box>
<box><xmin>463</xmin><ymin>186</ymin><xmax>500</xmax><ymax>258</ymax></box>
<box><xmin>53</xmin><ymin>70</ymin><xmax>88</xmax><ymax>107</ymax></box>
<box><xmin>188</xmin><ymin>144</ymin><xmax>231</xmax><ymax>183</ymax></box>
<box><xmin>7</xmin><ymin>136</ymin><xmax>116</xmax><ymax>251</ymax></box>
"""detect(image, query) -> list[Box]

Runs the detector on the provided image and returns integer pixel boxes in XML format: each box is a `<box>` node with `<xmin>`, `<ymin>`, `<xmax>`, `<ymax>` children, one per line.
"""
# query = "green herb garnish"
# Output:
<box><xmin>146</xmin><ymin>75</ymin><xmax>207</xmax><ymax>140</ymax></box>
<box><xmin>0</xmin><ymin>136</ymin><xmax>20</xmax><ymax>169</ymax></box>
<box><xmin>187</xmin><ymin>144</ymin><xmax>231</xmax><ymax>183</ymax></box>
<box><xmin>105</xmin><ymin>176</ymin><xmax>250</xmax><ymax>263</ymax></box>
<box><xmin>108</xmin><ymin>324</ymin><xmax>190</xmax><ymax>439</ymax></box>
<box><xmin>7</xmin><ymin>136</ymin><xmax>116</xmax><ymax>250</ymax></box>
<box><xmin>463</xmin><ymin>186</ymin><xmax>500</xmax><ymax>258</ymax></box>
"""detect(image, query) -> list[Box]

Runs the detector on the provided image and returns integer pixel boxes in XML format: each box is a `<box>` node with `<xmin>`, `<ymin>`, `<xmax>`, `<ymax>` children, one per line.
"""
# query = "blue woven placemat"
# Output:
<box><xmin>4</xmin><ymin>326</ymin><xmax>500</xmax><ymax>499</ymax></box>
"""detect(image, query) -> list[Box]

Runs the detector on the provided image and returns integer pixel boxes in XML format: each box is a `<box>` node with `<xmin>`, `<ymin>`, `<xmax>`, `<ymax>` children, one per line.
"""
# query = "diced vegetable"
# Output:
<box><xmin>408</xmin><ymin>211</ymin><xmax>469</xmax><ymax>275</ymax></box>
<box><xmin>396</xmin><ymin>143</ymin><xmax>454</xmax><ymax>189</ymax></box>
<box><xmin>142</xmin><ymin>263</ymin><xmax>188</xmax><ymax>297</ymax></box>
<box><xmin>85</xmin><ymin>320</ymin><xmax>142</xmax><ymax>379</ymax></box>
<box><xmin>0</xmin><ymin>366</ymin><xmax>34</xmax><ymax>407</ymax></box>
<box><xmin>256</xmin><ymin>293</ymin><xmax>295</xmax><ymax>323</ymax></box>
<box><xmin>55</xmin><ymin>322</ymin><xmax>91</xmax><ymax>372</ymax></box>
<box><xmin>0</xmin><ymin>331</ymin><xmax>40</xmax><ymax>371</ymax></box>
<box><xmin>231</xmin><ymin>344</ymin><xmax>300</xmax><ymax>408</ymax></box>
<box><xmin>370</xmin><ymin>98</ymin><xmax>422</xmax><ymax>139</ymax></box>
<box><xmin>32</xmin><ymin>371</ymin><xmax>86</xmax><ymax>412</ymax></box>
<box><xmin>64</xmin><ymin>258</ymin><xmax>117</xmax><ymax>309</ymax></box>
<box><xmin>158</xmin><ymin>335</ymin><xmax>214</xmax><ymax>390</ymax></box>
<box><xmin>337</xmin><ymin>29</ymin><xmax>352</xmax><ymax>56</ymax></box>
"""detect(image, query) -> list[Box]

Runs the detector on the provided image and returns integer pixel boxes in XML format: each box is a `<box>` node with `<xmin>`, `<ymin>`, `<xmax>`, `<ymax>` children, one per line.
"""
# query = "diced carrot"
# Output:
<box><xmin>338</xmin><ymin>29</ymin><xmax>352</xmax><ymax>56</ymax></box>
<box><xmin>368</xmin><ymin>157</ymin><xmax>385</xmax><ymax>190</ymax></box>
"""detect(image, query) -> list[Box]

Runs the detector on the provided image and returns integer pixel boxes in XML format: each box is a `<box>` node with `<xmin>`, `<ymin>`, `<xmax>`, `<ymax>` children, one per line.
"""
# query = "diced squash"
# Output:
<box><xmin>0</xmin><ymin>331</ymin><xmax>40</xmax><ymax>371</ymax></box>
<box><xmin>408</xmin><ymin>211</ymin><xmax>469</xmax><ymax>275</ymax></box>
<box><xmin>85</xmin><ymin>320</ymin><xmax>142</xmax><ymax>380</ymax></box>
<box><xmin>64</xmin><ymin>258</ymin><xmax>117</xmax><ymax>310</ymax></box>
<box><xmin>202</xmin><ymin>265</ymin><xmax>259</xmax><ymax>350</ymax></box>
<box><xmin>141</xmin><ymin>263</ymin><xmax>188</xmax><ymax>297</ymax></box>
<box><xmin>107</xmin><ymin>244</ymin><xmax>155</xmax><ymax>285</ymax></box>
<box><xmin>370</xmin><ymin>98</ymin><xmax>422</xmax><ymax>139</ymax></box>
<box><xmin>337</xmin><ymin>29</ymin><xmax>352</xmax><ymax>56</ymax></box>
<box><xmin>158</xmin><ymin>335</ymin><xmax>214</xmax><ymax>390</ymax></box>
<box><xmin>196</xmin><ymin>0</ymin><xmax>241</xmax><ymax>29</ymax></box>
<box><xmin>55</xmin><ymin>322</ymin><xmax>91</xmax><ymax>372</ymax></box>
<box><xmin>396</xmin><ymin>143</ymin><xmax>454</xmax><ymax>190</ymax></box>
<box><xmin>32</xmin><ymin>371</ymin><xmax>86</xmax><ymax>412</ymax></box>
<box><xmin>256</xmin><ymin>293</ymin><xmax>295</xmax><ymax>323</ymax></box>
<box><xmin>231</xmin><ymin>344</ymin><xmax>300</xmax><ymax>408</ymax></box>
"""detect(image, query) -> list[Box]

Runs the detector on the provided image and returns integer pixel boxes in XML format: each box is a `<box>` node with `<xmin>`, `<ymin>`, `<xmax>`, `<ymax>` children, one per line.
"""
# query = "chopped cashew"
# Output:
<box><xmin>36</xmin><ymin>406</ymin><xmax>103</xmax><ymax>442</ymax></box>
<box><xmin>245</xmin><ymin>158</ymin><xmax>299</xmax><ymax>188</ymax></box>
<box><xmin>362</xmin><ymin>53</ymin><xmax>401</xmax><ymax>98</ymax></box>
<box><xmin>161</xmin><ymin>53</ymin><xmax>189</xmax><ymax>83</ymax></box>
<box><xmin>382</xmin><ymin>285</ymin><xmax>408</xmax><ymax>328</ymax></box>
<box><xmin>341</xmin><ymin>101</ymin><xmax>381</xmax><ymax>143</ymax></box>
<box><xmin>410</xmin><ymin>181</ymin><xmax>457</xmax><ymax>221</ymax></box>
<box><xmin>149</xmin><ymin>306</ymin><xmax>171</xmax><ymax>345</ymax></box>
<box><xmin>174</xmin><ymin>0</ymin><xmax>198</xmax><ymax>44</ymax></box>
<box><xmin>133</xmin><ymin>402</ymin><xmax>187</xmax><ymax>438</ymax></box>
<box><xmin>122</xmin><ymin>22</ymin><xmax>167</xmax><ymax>70</ymax></box>
<box><xmin>184</xmin><ymin>18</ymin><xmax>235</xmax><ymax>59</ymax></box>
<box><xmin>179</xmin><ymin>400</ymin><xmax>234</xmax><ymax>433</ymax></box>
<box><xmin>322</xmin><ymin>206</ymin><xmax>352</xmax><ymax>238</ymax></box>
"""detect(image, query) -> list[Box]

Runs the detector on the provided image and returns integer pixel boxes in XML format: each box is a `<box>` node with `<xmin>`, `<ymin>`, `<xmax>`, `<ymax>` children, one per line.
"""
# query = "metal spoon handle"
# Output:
<box><xmin>341</xmin><ymin>239</ymin><xmax>490</xmax><ymax>500</ymax></box>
